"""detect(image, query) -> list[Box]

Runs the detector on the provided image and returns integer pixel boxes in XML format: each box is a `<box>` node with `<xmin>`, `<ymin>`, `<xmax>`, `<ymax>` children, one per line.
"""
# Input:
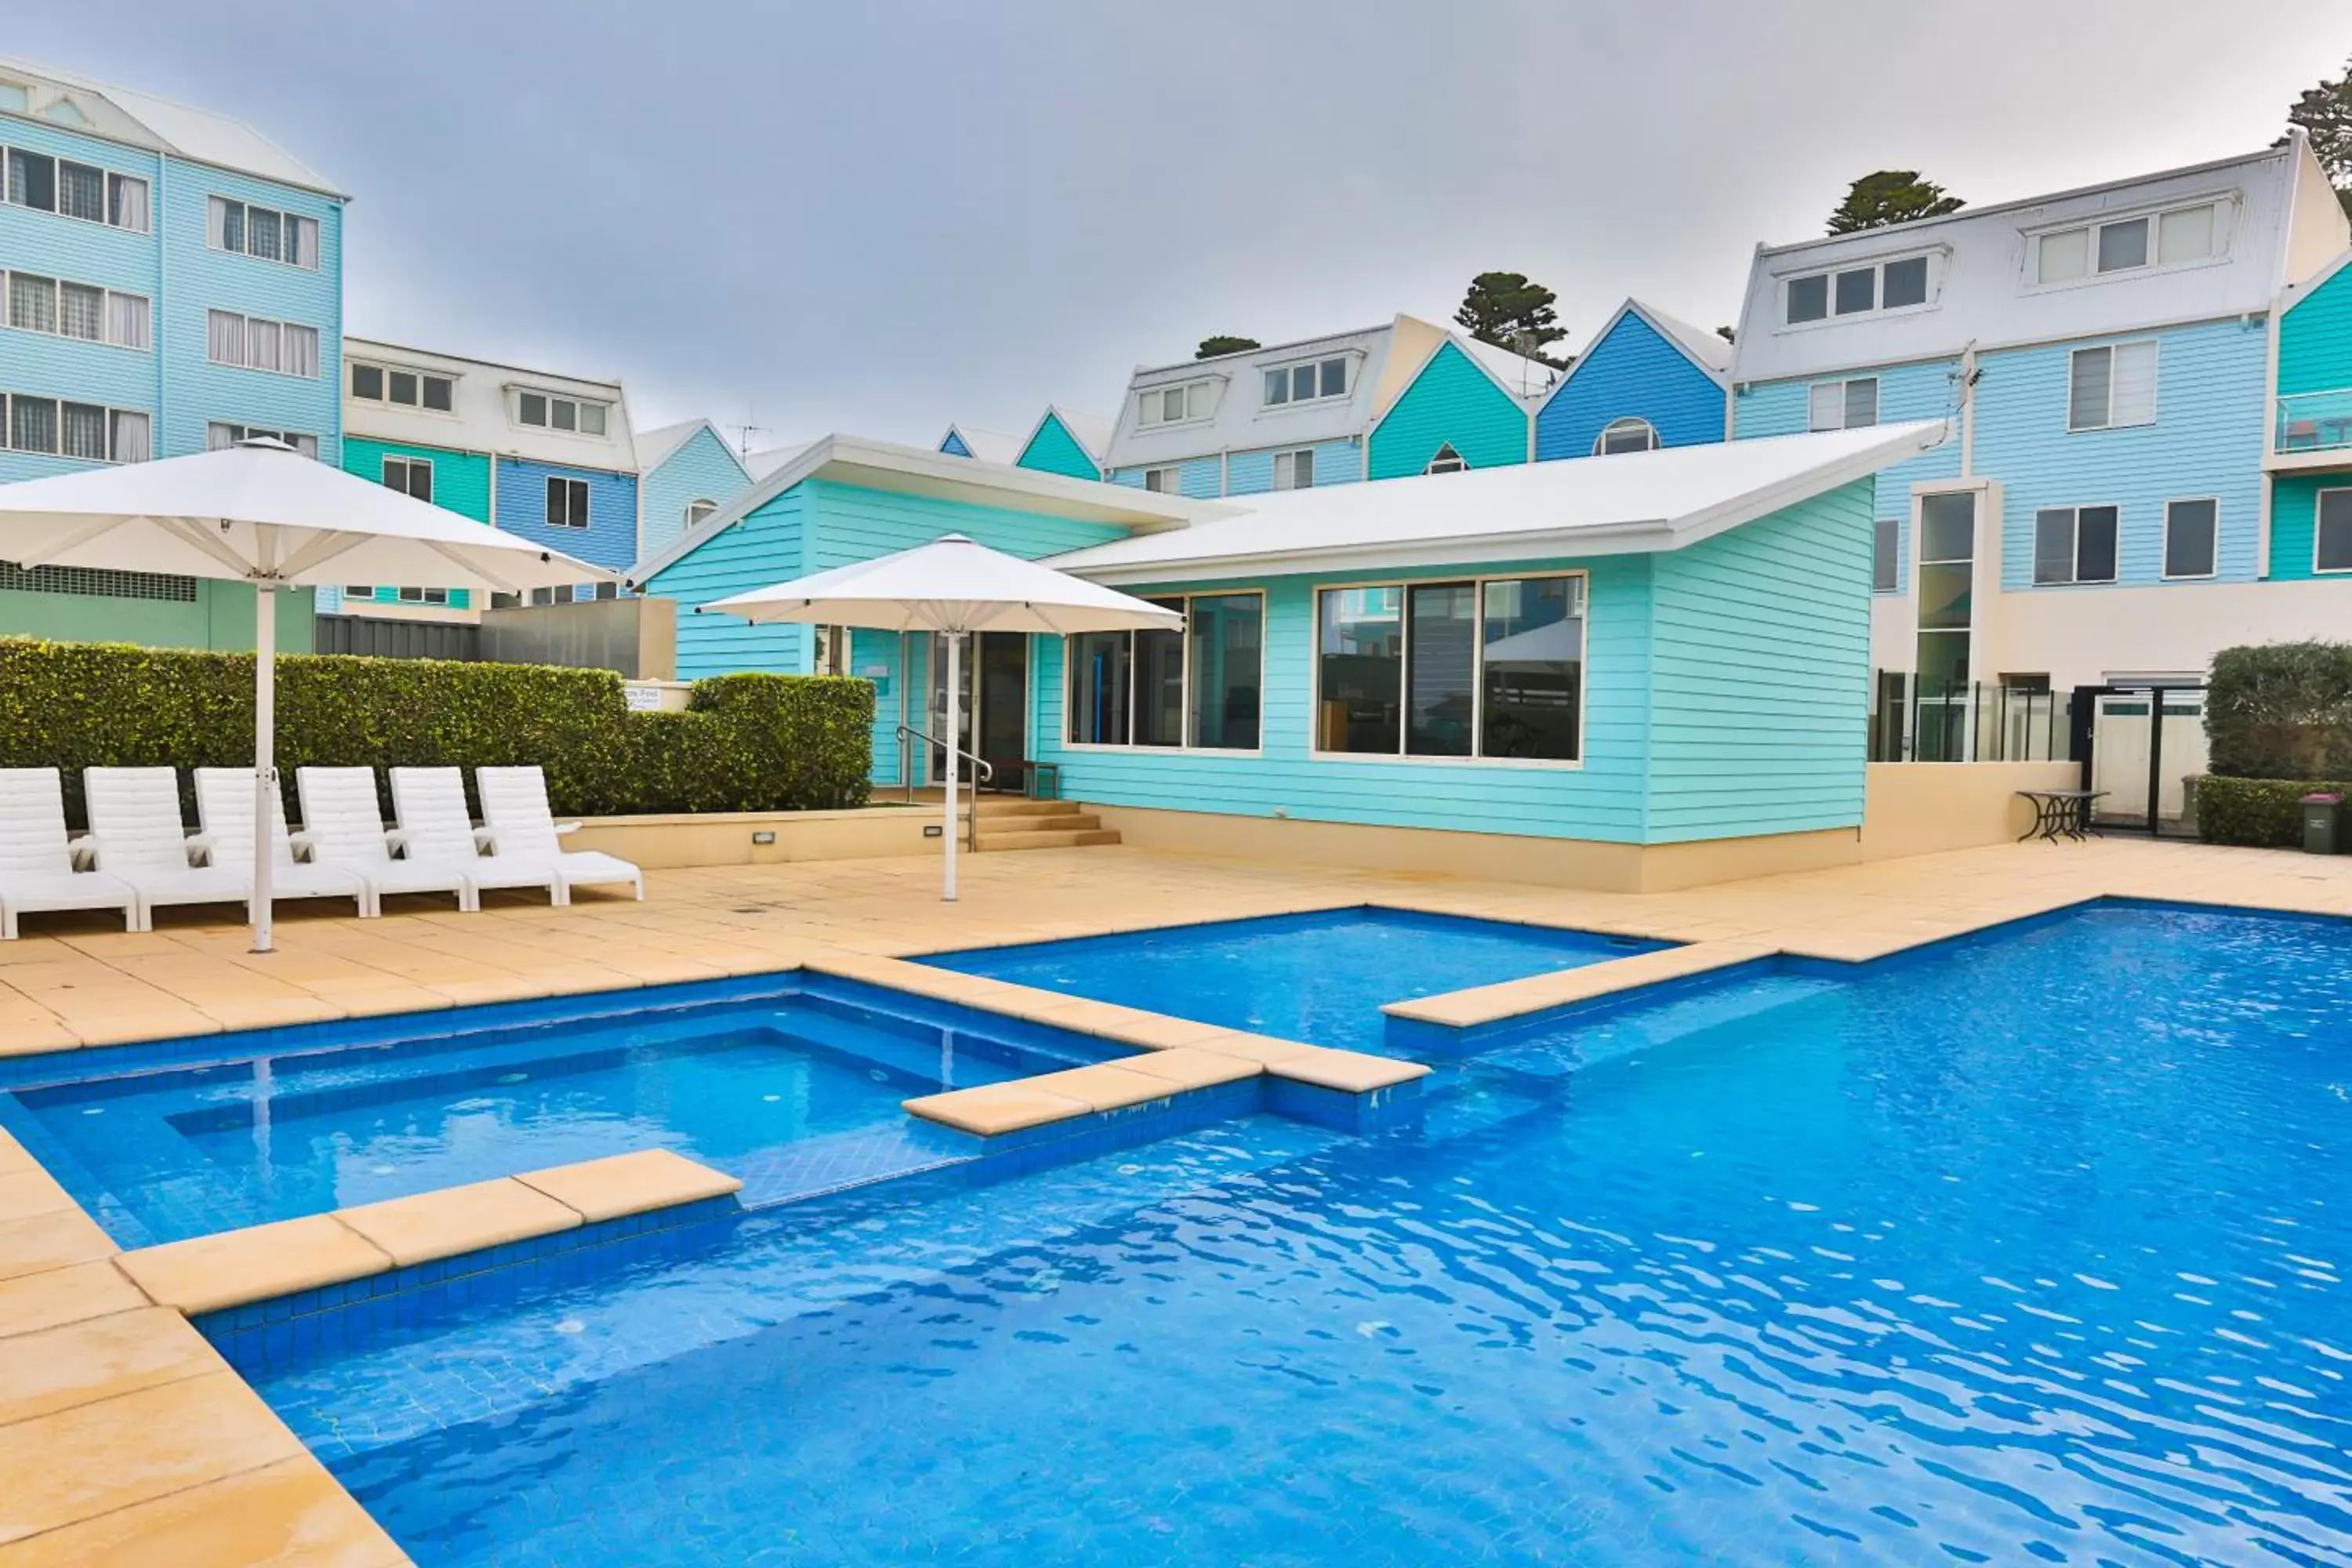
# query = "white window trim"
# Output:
<box><xmin>1776</xmin><ymin>249</ymin><xmax>1946</xmax><ymax>332</ymax></box>
<box><xmin>1592</xmin><ymin>418</ymin><xmax>1659</xmax><ymax>456</ymax></box>
<box><xmin>1060</xmin><ymin>589</ymin><xmax>1268</xmax><ymax>757</ymax></box>
<box><xmin>0</xmin><ymin>145</ymin><xmax>149</xmax><ymax>232</ymax></box>
<box><xmin>1307</xmin><ymin>570</ymin><xmax>1589</xmax><ymax>770</ymax></box>
<box><xmin>1259</xmin><ymin>353</ymin><xmax>1357</xmax><ymax>412</ymax></box>
<box><xmin>0</xmin><ymin>270</ymin><xmax>149</xmax><ymax>352</ymax></box>
<box><xmin>204</xmin><ymin>194</ymin><xmax>321</xmax><ymax>270</ymax></box>
<box><xmin>2065</xmin><ymin>340</ymin><xmax>2159</xmax><ymax>434</ymax></box>
<box><xmin>1425</xmin><ymin>443</ymin><xmax>1469</xmax><ymax>474</ymax></box>
<box><xmin>1140</xmin><ymin>465</ymin><xmax>1181</xmax><ymax>495</ymax></box>
<box><xmin>512</xmin><ymin>389</ymin><xmax>614</xmax><ymax>438</ymax></box>
<box><xmin>2032</xmin><ymin>503</ymin><xmax>2122</xmax><ymax>587</ymax></box>
<box><xmin>208</xmin><ymin>423</ymin><xmax>318</xmax><ymax>459</ymax></box>
<box><xmin>1135</xmin><ymin>379</ymin><xmax>1218</xmax><ymax>430</ymax></box>
<box><xmin>2159</xmin><ymin>495</ymin><xmax>2221</xmax><ymax>582</ymax></box>
<box><xmin>5</xmin><ymin>392</ymin><xmax>149</xmax><ymax>463</ymax></box>
<box><xmin>205</xmin><ymin>310</ymin><xmax>320</xmax><ymax>379</ymax></box>
<box><xmin>349</xmin><ymin>361</ymin><xmax>459</xmax><ymax>416</ymax></box>
<box><xmin>1272</xmin><ymin>448</ymin><xmax>1316</xmax><ymax>491</ymax></box>
<box><xmin>1807</xmin><ymin>376</ymin><xmax>1880</xmax><ymax>433</ymax></box>
<box><xmin>2023</xmin><ymin>192</ymin><xmax>2236</xmax><ymax>294</ymax></box>
<box><xmin>684</xmin><ymin>498</ymin><xmax>719</xmax><ymax>528</ymax></box>
<box><xmin>2315</xmin><ymin>487</ymin><xmax>2352</xmax><ymax>576</ymax></box>
<box><xmin>383</xmin><ymin>454</ymin><xmax>434</xmax><ymax>499</ymax></box>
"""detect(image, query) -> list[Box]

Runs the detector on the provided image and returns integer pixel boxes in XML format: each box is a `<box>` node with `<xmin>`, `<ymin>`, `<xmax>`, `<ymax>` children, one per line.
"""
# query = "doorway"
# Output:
<box><xmin>2071</xmin><ymin>682</ymin><xmax>2209</xmax><ymax>837</ymax></box>
<box><xmin>929</xmin><ymin>632</ymin><xmax>1028</xmax><ymax>791</ymax></box>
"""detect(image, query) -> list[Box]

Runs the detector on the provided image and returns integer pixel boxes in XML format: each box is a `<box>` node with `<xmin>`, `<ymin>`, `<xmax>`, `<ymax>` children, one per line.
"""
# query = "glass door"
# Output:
<box><xmin>928</xmin><ymin>632</ymin><xmax>1027</xmax><ymax>790</ymax></box>
<box><xmin>1911</xmin><ymin>490</ymin><xmax>1977</xmax><ymax>761</ymax></box>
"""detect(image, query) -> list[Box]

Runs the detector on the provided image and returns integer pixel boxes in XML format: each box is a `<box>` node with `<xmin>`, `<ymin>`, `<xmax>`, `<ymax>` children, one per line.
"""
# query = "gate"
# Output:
<box><xmin>2069</xmin><ymin>683</ymin><xmax>2208</xmax><ymax>837</ymax></box>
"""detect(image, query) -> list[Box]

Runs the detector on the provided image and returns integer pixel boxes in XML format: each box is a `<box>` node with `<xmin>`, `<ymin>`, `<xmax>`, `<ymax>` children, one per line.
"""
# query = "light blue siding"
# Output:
<box><xmin>1537</xmin><ymin>310</ymin><xmax>1726</xmax><ymax>463</ymax></box>
<box><xmin>1971</xmin><ymin>320</ymin><xmax>2267</xmax><ymax>589</ymax></box>
<box><xmin>1015</xmin><ymin>412</ymin><xmax>1101</xmax><ymax>480</ymax></box>
<box><xmin>1736</xmin><ymin>358</ymin><xmax>1958</xmax><ymax>596</ymax></box>
<box><xmin>1644</xmin><ymin>480</ymin><xmax>1873</xmax><ymax>840</ymax></box>
<box><xmin>637</xmin><ymin>426</ymin><xmax>751</xmax><ymax>562</ymax></box>
<box><xmin>493</xmin><ymin>458</ymin><xmax>639</xmax><ymax>570</ymax></box>
<box><xmin>1221</xmin><ymin>439</ymin><xmax>1363</xmax><ymax>495</ymax></box>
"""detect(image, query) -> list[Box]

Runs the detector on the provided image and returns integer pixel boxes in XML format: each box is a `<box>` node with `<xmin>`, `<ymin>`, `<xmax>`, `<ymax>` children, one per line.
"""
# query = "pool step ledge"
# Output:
<box><xmin>116</xmin><ymin>1150</ymin><xmax>742</xmax><ymax>1317</ymax></box>
<box><xmin>1381</xmin><ymin>938</ymin><xmax>1781</xmax><ymax>1030</ymax></box>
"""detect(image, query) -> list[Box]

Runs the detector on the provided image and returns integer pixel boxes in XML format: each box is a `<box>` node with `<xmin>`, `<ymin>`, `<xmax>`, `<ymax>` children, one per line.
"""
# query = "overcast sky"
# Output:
<box><xmin>13</xmin><ymin>4</ymin><xmax>2349</xmax><ymax>452</ymax></box>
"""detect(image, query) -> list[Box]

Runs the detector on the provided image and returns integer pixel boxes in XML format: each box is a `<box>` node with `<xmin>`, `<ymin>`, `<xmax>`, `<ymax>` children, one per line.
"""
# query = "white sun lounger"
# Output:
<box><xmin>82</xmin><ymin>767</ymin><xmax>252</xmax><ymax>928</ymax></box>
<box><xmin>0</xmin><ymin>768</ymin><xmax>139</xmax><ymax>939</ymax></box>
<box><xmin>387</xmin><ymin>768</ymin><xmax>570</xmax><ymax>906</ymax></box>
<box><xmin>191</xmin><ymin>768</ymin><xmax>374</xmax><ymax>920</ymax></box>
<box><xmin>474</xmin><ymin>767</ymin><xmax>644</xmax><ymax>905</ymax></box>
<box><xmin>296</xmin><ymin>766</ymin><xmax>481</xmax><ymax>913</ymax></box>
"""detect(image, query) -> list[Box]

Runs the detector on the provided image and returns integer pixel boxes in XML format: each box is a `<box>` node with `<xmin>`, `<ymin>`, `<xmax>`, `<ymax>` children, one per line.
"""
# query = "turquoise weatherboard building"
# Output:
<box><xmin>1535</xmin><ymin>299</ymin><xmax>1730</xmax><ymax>463</ymax></box>
<box><xmin>1365</xmin><ymin>337</ymin><xmax>1547</xmax><ymax>480</ymax></box>
<box><xmin>2267</xmin><ymin>249</ymin><xmax>2352</xmax><ymax>582</ymax></box>
<box><xmin>0</xmin><ymin>56</ymin><xmax>342</xmax><ymax>649</ymax></box>
<box><xmin>1011</xmin><ymin>406</ymin><xmax>1112</xmax><ymax>481</ymax></box>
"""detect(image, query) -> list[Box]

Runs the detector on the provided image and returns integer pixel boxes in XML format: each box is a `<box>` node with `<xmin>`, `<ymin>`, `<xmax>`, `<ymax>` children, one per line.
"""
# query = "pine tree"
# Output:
<box><xmin>1827</xmin><ymin>171</ymin><xmax>1965</xmax><ymax>234</ymax></box>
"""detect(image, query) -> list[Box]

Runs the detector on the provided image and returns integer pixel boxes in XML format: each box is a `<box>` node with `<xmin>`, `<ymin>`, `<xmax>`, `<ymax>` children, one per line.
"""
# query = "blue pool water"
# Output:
<box><xmin>925</xmin><ymin>906</ymin><xmax>1667</xmax><ymax>1054</ymax></box>
<box><xmin>1</xmin><ymin>978</ymin><xmax>1109</xmax><ymax>1247</ymax></box>
<box><xmin>238</xmin><ymin>902</ymin><xmax>2352</xmax><ymax>1565</ymax></box>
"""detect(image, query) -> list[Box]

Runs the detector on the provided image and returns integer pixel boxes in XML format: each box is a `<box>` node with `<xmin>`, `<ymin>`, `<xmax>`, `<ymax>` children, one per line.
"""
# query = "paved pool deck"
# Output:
<box><xmin>2</xmin><ymin>833</ymin><xmax>2350</xmax><ymax>1563</ymax></box>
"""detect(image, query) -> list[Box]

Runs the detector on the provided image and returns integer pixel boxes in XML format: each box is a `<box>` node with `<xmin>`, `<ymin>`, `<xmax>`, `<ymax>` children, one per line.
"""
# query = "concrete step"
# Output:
<box><xmin>973</xmin><ymin>826</ymin><xmax>1123</xmax><ymax>851</ymax></box>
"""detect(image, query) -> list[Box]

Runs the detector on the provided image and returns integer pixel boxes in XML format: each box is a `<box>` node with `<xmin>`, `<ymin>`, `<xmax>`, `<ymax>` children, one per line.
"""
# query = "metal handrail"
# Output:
<box><xmin>895</xmin><ymin>722</ymin><xmax>994</xmax><ymax>849</ymax></box>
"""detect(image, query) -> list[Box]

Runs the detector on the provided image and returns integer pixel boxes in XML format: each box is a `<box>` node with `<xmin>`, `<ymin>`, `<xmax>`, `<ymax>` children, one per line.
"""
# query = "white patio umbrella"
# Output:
<box><xmin>696</xmin><ymin>533</ymin><xmax>1182</xmax><ymax>901</ymax></box>
<box><xmin>0</xmin><ymin>437</ymin><xmax>613</xmax><ymax>953</ymax></box>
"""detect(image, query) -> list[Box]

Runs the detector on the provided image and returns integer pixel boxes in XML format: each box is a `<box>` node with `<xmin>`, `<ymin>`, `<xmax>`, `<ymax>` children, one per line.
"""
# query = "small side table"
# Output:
<box><xmin>2015</xmin><ymin>788</ymin><xmax>2104</xmax><ymax>841</ymax></box>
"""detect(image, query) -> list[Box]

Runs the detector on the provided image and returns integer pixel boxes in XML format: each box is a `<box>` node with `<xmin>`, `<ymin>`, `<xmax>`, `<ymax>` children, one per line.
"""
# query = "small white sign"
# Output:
<box><xmin>622</xmin><ymin>684</ymin><xmax>664</xmax><ymax>712</ymax></box>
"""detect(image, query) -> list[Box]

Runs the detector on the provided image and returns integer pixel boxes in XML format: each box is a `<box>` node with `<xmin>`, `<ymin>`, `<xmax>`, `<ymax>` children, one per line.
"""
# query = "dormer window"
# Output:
<box><xmin>350</xmin><ymin>361</ymin><xmax>456</xmax><ymax>413</ymax></box>
<box><xmin>516</xmin><ymin>391</ymin><xmax>610</xmax><ymax>436</ymax></box>
<box><xmin>1425</xmin><ymin>443</ymin><xmax>1468</xmax><ymax>474</ymax></box>
<box><xmin>1138</xmin><ymin>380</ymin><xmax>1214</xmax><ymax>427</ymax></box>
<box><xmin>2031</xmin><ymin>199</ymin><xmax>2223</xmax><ymax>287</ymax></box>
<box><xmin>1783</xmin><ymin>252</ymin><xmax>1938</xmax><ymax>326</ymax></box>
<box><xmin>1263</xmin><ymin>356</ymin><xmax>1349</xmax><ymax>408</ymax></box>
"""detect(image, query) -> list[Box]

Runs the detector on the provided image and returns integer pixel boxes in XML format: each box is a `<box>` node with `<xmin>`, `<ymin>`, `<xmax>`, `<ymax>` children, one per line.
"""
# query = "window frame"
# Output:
<box><xmin>2159</xmin><ymin>495</ymin><xmax>2220</xmax><ymax>582</ymax></box>
<box><xmin>2027</xmin><ymin>197</ymin><xmax>2229</xmax><ymax>291</ymax></box>
<box><xmin>348</xmin><ymin>360</ymin><xmax>457</xmax><ymax>414</ymax></box>
<box><xmin>514</xmin><ymin>390</ymin><xmax>612</xmax><ymax>436</ymax></box>
<box><xmin>544</xmin><ymin>475</ymin><xmax>592</xmax><ymax>529</ymax></box>
<box><xmin>1308</xmin><ymin>570</ymin><xmax>1589</xmax><ymax>769</ymax></box>
<box><xmin>1425</xmin><ymin>443</ymin><xmax>1469</xmax><ymax>474</ymax></box>
<box><xmin>1141</xmin><ymin>465</ymin><xmax>1181</xmax><ymax>495</ymax></box>
<box><xmin>381</xmin><ymin>455</ymin><xmax>434</xmax><ymax>504</ymax></box>
<box><xmin>684</xmin><ymin>498</ymin><xmax>719</xmax><ymax>530</ymax></box>
<box><xmin>2031</xmin><ymin>503</ymin><xmax>2122</xmax><ymax>587</ymax></box>
<box><xmin>1872</xmin><ymin>518</ymin><xmax>1900</xmax><ymax>593</ymax></box>
<box><xmin>1592</xmin><ymin>418</ymin><xmax>1660</xmax><ymax>456</ymax></box>
<box><xmin>1807</xmin><ymin>376</ymin><xmax>1879</xmax><ymax>432</ymax></box>
<box><xmin>5</xmin><ymin>391</ymin><xmax>148</xmax><ymax>461</ymax></box>
<box><xmin>1135</xmin><ymin>379</ymin><xmax>1215</xmax><ymax>429</ymax></box>
<box><xmin>1780</xmin><ymin>251</ymin><xmax>1942</xmax><ymax>328</ymax></box>
<box><xmin>2065</xmin><ymin>340</ymin><xmax>2158</xmax><ymax>433</ymax></box>
<box><xmin>205</xmin><ymin>310</ymin><xmax>320</xmax><ymax>378</ymax></box>
<box><xmin>205</xmin><ymin>422</ymin><xmax>318</xmax><ymax>460</ymax></box>
<box><xmin>1260</xmin><ymin>354</ymin><xmax>1352</xmax><ymax>410</ymax></box>
<box><xmin>0</xmin><ymin>145</ymin><xmax>147</xmax><ymax>232</ymax></box>
<box><xmin>2315</xmin><ymin>488</ymin><xmax>2352</xmax><ymax>576</ymax></box>
<box><xmin>1</xmin><ymin>268</ymin><xmax>151</xmax><ymax>351</ymax></box>
<box><xmin>205</xmin><ymin>194</ymin><xmax>321</xmax><ymax>269</ymax></box>
<box><xmin>1061</xmin><ymin>589</ymin><xmax>1268</xmax><ymax>755</ymax></box>
<box><xmin>1272</xmin><ymin>448</ymin><xmax>1315</xmax><ymax>491</ymax></box>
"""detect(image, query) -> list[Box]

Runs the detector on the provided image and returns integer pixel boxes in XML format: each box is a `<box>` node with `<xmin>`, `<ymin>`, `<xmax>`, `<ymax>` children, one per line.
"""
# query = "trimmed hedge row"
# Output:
<box><xmin>2193</xmin><ymin>775</ymin><xmax>2352</xmax><ymax>848</ymax></box>
<box><xmin>0</xmin><ymin>637</ymin><xmax>874</xmax><ymax>827</ymax></box>
<box><xmin>2207</xmin><ymin>641</ymin><xmax>2352</xmax><ymax>780</ymax></box>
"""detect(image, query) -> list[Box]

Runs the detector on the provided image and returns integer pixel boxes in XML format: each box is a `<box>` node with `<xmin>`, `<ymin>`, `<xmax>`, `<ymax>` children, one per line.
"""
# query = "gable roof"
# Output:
<box><xmin>938</xmin><ymin>423</ymin><xmax>1025</xmax><ymax>464</ymax></box>
<box><xmin>1449</xmin><ymin>333</ymin><xmax>1569</xmax><ymax>405</ymax></box>
<box><xmin>0</xmin><ymin>53</ymin><xmax>341</xmax><ymax>195</ymax></box>
<box><xmin>1025</xmin><ymin>405</ymin><xmax>1116</xmax><ymax>466</ymax></box>
<box><xmin>629</xmin><ymin>433</ymin><xmax>1230</xmax><ymax>584</ymax></box>
<box><xmin>1044</xmin><ymin>421</ymin><xmax>1948</xmax><ymax>583</ymax></box>
<box><xmin>1729</xmin><ymin>140</ymin><xmax>2342</xmax><ymax>385</ymax></box>
<box><xmin>633</xmin><ymin>419</ymin><xmax>752</xmax><ymax>485</ymax></box>
<box><xmin>1536</xmin><ymin>299</ymin><xmax>1732</xmax><ymax>419</ymax></box>
<box><xmin>1102</xmin><ymin>319</ymin><xmax>1406</xmax><ymax>471</ymax></box>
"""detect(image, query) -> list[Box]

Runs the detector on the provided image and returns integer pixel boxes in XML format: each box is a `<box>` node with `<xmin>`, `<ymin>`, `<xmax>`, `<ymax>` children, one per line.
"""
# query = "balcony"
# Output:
<box><xmin>2269</xmin><ymin>387</ymin><xmax>2352</xmax><ymax>470</ymax></box>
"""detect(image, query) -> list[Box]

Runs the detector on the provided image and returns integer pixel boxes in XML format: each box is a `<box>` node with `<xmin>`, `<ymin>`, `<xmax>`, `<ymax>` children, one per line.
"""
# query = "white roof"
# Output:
<box><xmin>700</xmin><ymin>533</ymin><xmax>1184</xmax><ymax>636</ymax></box>
<box><xmin>1036</xmin><ymin>406</ymin><xmax>1116</xmax><ymax>465</ymax></box>
<box><xmin>1730</xmin><ymin>140</ymin><xmax>2345</xmax><ymax>385</ymax></box>
<box><xmin>633</xmin><ymin>420</ymin><xmax>704</xmax><ymax>470</ymax></box>
<box><xmin>342</xmin><ymin>337</ymin><xmax>637</xmax><ymax>473</ymax></box>
<box><xmin>0</xmin><ymin>54</ymin><xmax>340</xmax><ymax>196</ymax></box>
<box><xmin>743</xmin><ymin>443</ymin><xmax>813</xmax><ymax>479</ymax></box>
<box><xmin>630</xmin><ymin>433</ymin><xmax>1227</xmax><ymax>584</ymax></box>
<box><xmin>1047</xmin><ymin>422</ymin><xmax>1948</xmax><ymax>583</ymax></box>
<box><xmin>1629</xmin><ymin>300</ymin><xmax>1733</xmax><ymax>376</ymax></box>
<box><xmin>1102</xmin><ymin>318</ymin><xmax>1406</xmax><ymax>470</ymax></box>
<box><xmin>1451</xmin><ymin>333</ymin><xmax>1568</xmax><ymax>405</ymax></box>
<box><xmin>941</xmin><ymin>423</ymin><xmax>1025</xmax><ymax>464</ymax></box>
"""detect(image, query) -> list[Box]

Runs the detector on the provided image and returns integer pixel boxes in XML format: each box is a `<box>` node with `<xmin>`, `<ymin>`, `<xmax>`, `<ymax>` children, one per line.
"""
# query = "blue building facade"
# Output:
<box><xmin>0</xmin><ymin>60</ymin><xmax>343</xmax><ymax>648</ymax></box>
<box><xmin>1535</xmin><ymin>301</ymin><xmax>1728</xmax><ymax>463</ymax></box>
<box><xmin>637</xmin><ymin>420</ymin><xmax>753</xmax><ymax>562</ymax></box>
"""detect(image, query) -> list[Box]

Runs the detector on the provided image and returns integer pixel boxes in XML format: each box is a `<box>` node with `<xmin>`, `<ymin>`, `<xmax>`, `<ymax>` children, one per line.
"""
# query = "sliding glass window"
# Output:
<box><xmin>1066</xmin><ymin>592</ymin><xmax>1263</xmax><ymax>750</ymax></box>
<box><xmin>1315</xmin><ymin>574</ymin><xmax>1584</xmax><ymax>763</ymax></box>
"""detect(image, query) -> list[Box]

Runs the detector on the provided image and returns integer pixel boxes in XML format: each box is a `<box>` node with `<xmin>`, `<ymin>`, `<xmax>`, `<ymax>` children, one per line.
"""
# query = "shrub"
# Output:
<box><xmin>2194</xmin><ymin>775</ymin><xmax>2352</xmax><ymax>848</ymax></box>
<box><xmin>0</xmin><ymin>637</ymin><xmax>873</xmax><ymax>826</ymax></box>
<box><xmin>2206</xmin><ymin>641</ymin><xmax>2352</xmax><ymax>779</ymax></box>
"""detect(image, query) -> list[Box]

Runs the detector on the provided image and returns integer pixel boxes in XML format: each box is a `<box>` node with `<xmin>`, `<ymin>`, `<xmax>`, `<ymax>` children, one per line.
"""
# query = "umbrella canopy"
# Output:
<box><xmin>0</xmin><ymin>438</ymin><xmax>615</xmax><ymax>953</ymax></box>
<box><xmin>700</xmin><ymin>534</ymin><xmax>1181</xmax><ymax>900</ymax></box>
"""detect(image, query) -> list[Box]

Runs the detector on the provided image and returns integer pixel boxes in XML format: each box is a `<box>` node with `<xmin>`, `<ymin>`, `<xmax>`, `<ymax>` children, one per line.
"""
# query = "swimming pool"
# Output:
<box><xmin>924</xmin><ymin>906</ymin><xmax>1667</xmax><ymax>1054</ymax></box>
<box><xmin>0</xmin><ymin>975</ymin><xmax>1120</xmax><ymax>1247</ymax></box>
<box><xmin>234</xmin><ymin>900</ymin><xmax>2352</xmax><ymax>1564</ymax></box>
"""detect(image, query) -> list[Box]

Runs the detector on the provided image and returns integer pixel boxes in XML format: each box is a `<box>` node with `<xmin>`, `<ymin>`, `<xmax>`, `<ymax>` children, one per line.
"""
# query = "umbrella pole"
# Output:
<box><xmin>943</xmin><ymin>630</ymin><xmax>961</xmax><ymax>902</ymax></box>
<box><xmin>251</xmin><ymin>583</ymin><xmax>276</xmax><ymax>956</ymax></box>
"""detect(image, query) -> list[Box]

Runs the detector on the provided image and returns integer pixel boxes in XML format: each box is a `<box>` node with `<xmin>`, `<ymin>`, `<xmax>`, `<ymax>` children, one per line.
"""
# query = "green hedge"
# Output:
<box><xmin>2194</xmin><ymin>775</ymin><xmax>2352</xmax><ymax>848</ymax></box>
<box><xmin>2206</xmin><ymin>641</ymin><xmax>2352</xmax><ymax>779</ymax></box>
<box><xmin>0</xmin><ymin>637</ymin><xmax>873</xmax><ymax>826</ymax></box>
